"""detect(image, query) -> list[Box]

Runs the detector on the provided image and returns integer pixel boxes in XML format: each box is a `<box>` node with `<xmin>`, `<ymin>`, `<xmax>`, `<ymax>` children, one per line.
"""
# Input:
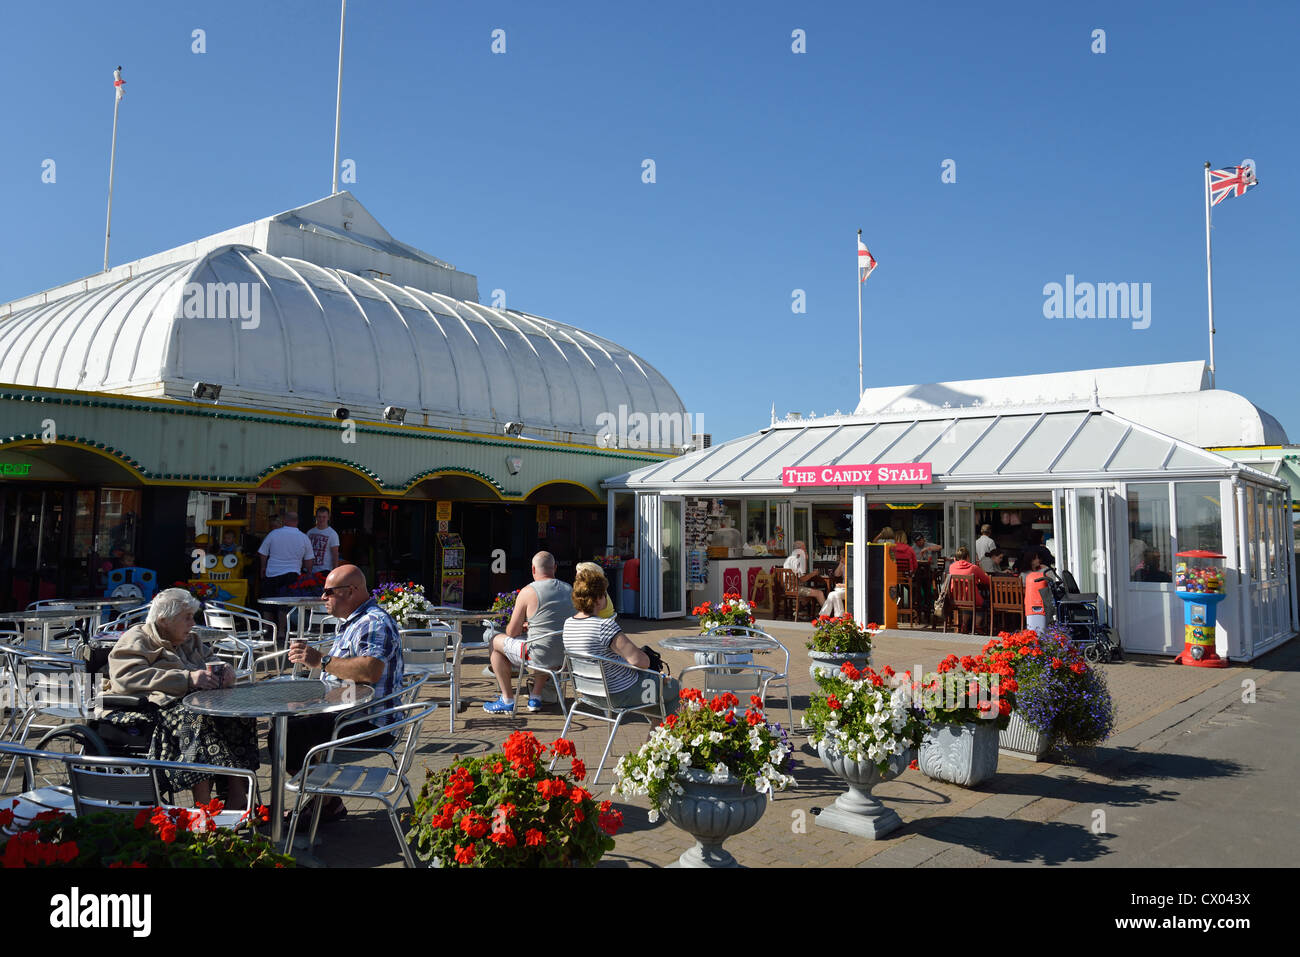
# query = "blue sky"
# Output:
<box><xmin>3</xmin><ymin>1</ymin><xmax>1296</xmax><ymax>445</ymax></box>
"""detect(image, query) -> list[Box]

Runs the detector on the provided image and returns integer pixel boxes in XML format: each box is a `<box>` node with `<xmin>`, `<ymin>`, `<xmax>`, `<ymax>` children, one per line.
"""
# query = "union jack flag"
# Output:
<box><xmin>1209</xmin><ymin>165</ymin><xmax>1257</xmax><ymax>206</ymax></box>
<box><xmin>858</xmin><ymin>238</ymin><xmax>877</xmax><ymax>283</ymax></box>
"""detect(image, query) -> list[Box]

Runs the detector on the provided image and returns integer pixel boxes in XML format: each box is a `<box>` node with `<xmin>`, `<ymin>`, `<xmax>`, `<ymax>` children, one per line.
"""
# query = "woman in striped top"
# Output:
<box><xmin>563</xmin><ymin>565</ymin><xmax>680</xmax><ymax>711</ymax></box>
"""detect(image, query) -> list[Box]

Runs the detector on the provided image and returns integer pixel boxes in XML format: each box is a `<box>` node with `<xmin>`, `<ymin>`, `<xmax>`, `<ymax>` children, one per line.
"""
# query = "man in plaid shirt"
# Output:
<box><xmin>282</xmin><ymin>564</ymin><xmax>405</xmax><ymax>823</ymax></box>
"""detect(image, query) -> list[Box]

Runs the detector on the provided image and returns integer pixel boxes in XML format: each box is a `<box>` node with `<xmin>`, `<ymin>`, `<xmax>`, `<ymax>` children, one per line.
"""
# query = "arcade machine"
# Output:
<box><xmin>434</xmin><ymin>531</ymin><xmax>465</xmax><ymax>608</ymax></box>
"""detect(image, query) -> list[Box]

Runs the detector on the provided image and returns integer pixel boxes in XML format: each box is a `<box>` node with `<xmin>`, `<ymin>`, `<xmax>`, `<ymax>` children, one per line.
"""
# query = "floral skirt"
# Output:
<box><xmin>103</xmin><ymin>701</ymin><xmax>260</xmax><ymax>792</ymax></box>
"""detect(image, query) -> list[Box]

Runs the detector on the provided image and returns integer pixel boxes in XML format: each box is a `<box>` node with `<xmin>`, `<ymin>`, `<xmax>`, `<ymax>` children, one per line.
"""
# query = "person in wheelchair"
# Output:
<box><xmin>101</xmin><ymin>588</ymin><xmax>259</xmax><ymax>806</ymax></box>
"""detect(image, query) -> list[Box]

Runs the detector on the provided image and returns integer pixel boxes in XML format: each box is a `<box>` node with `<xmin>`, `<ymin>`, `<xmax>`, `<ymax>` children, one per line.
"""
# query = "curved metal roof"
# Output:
<box><xmin>0</xmin><ymin>244</ymin><xmax>686</xmax><ymax>443</ymax></box>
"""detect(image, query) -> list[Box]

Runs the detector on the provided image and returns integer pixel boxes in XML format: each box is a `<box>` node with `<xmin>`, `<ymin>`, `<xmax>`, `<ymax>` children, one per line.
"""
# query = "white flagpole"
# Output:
<box><xmin>857</xmin><ymin>228</ymin><xmax>864</xmax><ymax>398</ymax></box>
<box><xmin>1203</xmin><ymin>162</ymin><xmax>1216</xmax><ymax>389</ymax></box>
<box><xmin>103</xmin><ymin>66</ymin><xmax>123</xmax><ymax>272</ymax></box>
<box><xmin>332</xmin><ymin>0</ymin><xmax>347</xmax><ymax>194</ymax></box>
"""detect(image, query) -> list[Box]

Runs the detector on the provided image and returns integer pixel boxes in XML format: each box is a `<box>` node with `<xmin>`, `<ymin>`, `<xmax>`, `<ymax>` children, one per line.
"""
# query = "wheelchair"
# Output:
<box><xmin>1044</xmin><ymin>568</ymin><xmax>1122</xmax><ymax>664</ymax></box>
<box><xmin>16</xmin><ymin>629</ymin><xmax>163</xmax><ymax>796</ymax></box>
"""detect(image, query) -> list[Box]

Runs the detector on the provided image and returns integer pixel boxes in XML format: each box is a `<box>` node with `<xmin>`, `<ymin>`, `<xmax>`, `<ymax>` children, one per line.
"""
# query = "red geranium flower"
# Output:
<box><xmin>454</xmin><ymin>843</ymin><xmax>476</xmax><ymax>864</ymax></box>
<box><xmin>827</xmin><ymin>695</ymin><xmax>842</xmax><ymax>711</ymax></box>
<box><xmin>459</xmin><ymin>812</ymin><xmax>490</xmax><ymax>838</ymax></box>
<box><xmin>524</xmin><ymin>829</ymin><xmax>546</xmax><ymax>847</ymax></box>
<box><xmin>570</xmin><ymin>758</ymin><xmax>587</xmax><ymax>782</ymax></box>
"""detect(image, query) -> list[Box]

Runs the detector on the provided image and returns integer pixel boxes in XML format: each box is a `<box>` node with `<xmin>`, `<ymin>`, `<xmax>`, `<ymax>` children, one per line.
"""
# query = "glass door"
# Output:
<box><xmin>661</xmin><ymin>497</ymin><xmax>685</xmax><ymax>617</ymax></box>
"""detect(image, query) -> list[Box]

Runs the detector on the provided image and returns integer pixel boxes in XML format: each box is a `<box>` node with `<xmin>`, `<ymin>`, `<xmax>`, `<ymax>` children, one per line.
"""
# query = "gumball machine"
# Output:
<box><xmin>1173</xmin><ymin>549</ymin><xmax>1227</xmax><ymax>667</ymax></box>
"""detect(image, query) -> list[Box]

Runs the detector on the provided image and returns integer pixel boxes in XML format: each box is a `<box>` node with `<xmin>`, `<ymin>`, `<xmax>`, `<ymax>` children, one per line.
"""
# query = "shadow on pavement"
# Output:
<box><xmin>912</xmin><ymin>815</ymin><xmax>1114</xmax><ymax>864</ymax></box>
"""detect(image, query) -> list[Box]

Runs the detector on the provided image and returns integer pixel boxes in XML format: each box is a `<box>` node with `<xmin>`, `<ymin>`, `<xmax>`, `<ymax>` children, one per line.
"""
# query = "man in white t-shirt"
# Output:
<box><xmin>258</xmin><ymin>510</ymin><xmax>313</xmax><ymax>598</ymax></box>
<box><xmin>307</xmin><ymin>507</ymin><xmax>341</xmax><ymax>574</ymax></box>
<box><xmin>975</xmin><ymin>525</ymin><xmax>997</xmax><ymax>565</ymax></box>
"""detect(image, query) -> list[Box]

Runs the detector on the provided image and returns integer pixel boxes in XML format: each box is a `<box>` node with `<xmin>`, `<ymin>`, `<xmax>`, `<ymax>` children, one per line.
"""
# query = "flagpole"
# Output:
<box><xmin>332</xmin><ymin>0</ymin><xmax>347</xmax><ymax>194</ymax></box>
<box><xmin>1203</xmin><ymin>162</ymin><xmax>1215</xmax><ymax>389</ymax></box>
<box><xmin>103</xmin><ymin>66</ymin><xmax>123</xmax><ymax>272</ymax></box>
<box><xmin>857</xmin><ymin>228</ymin><xmax>864</xmax><ymax>398</ymax></box>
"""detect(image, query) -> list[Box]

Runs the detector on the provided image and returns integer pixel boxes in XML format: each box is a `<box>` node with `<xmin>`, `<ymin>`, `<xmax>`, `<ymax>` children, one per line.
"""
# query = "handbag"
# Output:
<box><xmin>641</xmin><ymin>644</ymin><xmax>670</xmax><ymax>676</ymax></box>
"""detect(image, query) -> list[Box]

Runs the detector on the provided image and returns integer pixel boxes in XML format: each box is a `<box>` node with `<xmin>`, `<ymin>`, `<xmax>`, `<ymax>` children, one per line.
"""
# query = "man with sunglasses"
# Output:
<box><xmin>279</xmin><ymin>564</ymin><xmax>404</xmax><ymax>823</ymax></box>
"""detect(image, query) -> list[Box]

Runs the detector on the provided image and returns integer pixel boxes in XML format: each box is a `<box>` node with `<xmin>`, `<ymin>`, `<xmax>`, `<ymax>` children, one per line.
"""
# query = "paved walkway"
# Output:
<box><xmin>8</xmin><ymin>618</ymin><xmax>1292</xmax><ymax>867</ymax></box>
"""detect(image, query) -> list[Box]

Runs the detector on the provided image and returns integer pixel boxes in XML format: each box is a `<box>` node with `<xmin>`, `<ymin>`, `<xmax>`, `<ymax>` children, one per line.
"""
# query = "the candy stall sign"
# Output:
<box><xmin>782</xmin><ymin>463</ymin><xmax>933</xmax><ymax>487</ymax></box>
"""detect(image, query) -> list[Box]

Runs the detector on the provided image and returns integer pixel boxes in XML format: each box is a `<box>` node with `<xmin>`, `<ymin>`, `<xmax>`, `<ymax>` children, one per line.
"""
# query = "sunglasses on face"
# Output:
<box><xmin>321</xmin><ymin>585</ymin><xmax>354</xmax><ymax>597</ymax></box>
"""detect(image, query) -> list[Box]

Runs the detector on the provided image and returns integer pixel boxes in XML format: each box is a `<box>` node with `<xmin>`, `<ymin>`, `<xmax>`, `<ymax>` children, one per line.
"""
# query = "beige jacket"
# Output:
<box><xmin>108</xmin><ymin>622</ymin><xmax>210</xmax><ymax>706</ymax></box>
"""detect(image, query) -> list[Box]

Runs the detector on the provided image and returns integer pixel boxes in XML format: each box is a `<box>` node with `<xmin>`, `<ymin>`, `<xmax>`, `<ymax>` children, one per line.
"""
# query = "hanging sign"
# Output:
<box><xmin>436</xmin><ymin>501</ymin><xmax>452</xmax><ymax>521</ymax></box>
<box><xmin>782</xmin><ymin>463</ymin><xmax>933</xmax><ymax>487</ymax></box>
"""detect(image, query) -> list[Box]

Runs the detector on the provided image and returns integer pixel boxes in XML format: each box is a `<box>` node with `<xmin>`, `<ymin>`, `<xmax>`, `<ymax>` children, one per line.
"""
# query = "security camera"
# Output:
<box><xmin>503</xmin><ymin>422</ymin><xmax>525</xmax><ymax>437</ymax></box>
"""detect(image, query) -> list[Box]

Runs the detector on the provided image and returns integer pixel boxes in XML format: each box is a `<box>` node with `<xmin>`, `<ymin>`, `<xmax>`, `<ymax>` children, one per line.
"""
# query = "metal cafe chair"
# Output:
<box><xmin>283</xmin><ymin>701</ymin><xmax>437</xmax><ymax>867</ymax></box>
<box><xmin>691</xmin><ymin>624</ymin><xmax>793</xmax><ymax>731</ymax></box>
<box><xmin>399</xmin><ymin>627</ymin><xmax>461</xmax><ymax>732</ymax></box>
<box><xmin>513</xmin><ymin>634</ymin><xmax>571</xmax><ymax>714</ymax></box>
<box><xmin>552</xmin><ymin>650</ymin><xmax>670</xmax><ymax>785</ymax></box>
<box><xmin>0</xmin><ymin>742</ymin><xmax>259</xmax><ymax>831</ymax></box>
<box><xmin>0</xmin><ymin>653</ymin><xmax>96</xmax><ymax>792</ymax></box>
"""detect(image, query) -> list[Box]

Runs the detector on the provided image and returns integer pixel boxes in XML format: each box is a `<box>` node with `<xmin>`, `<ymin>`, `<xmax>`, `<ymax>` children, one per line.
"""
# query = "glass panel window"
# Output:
<box><xmin>95</xmin><ymin>489</ymin><xmax>142</xmax><ymax>565</ymax></box>
<box><xmin>1127</xmin><ymin>484</ymin><xmax>1172</xmax><ymax>583</ymax></box>
<box><xmin>1256</xmin><ymin>489</ymin><xmax>1269</xmax><ymax>582</ymax></box>
<box><xmin>612</xmin><ymin>492</ymin><xmax>636</xmax><ymax>558</ymax></box>
<box><xmin>1175</xmin><ymin>481</ymin><xmax>1222</xmax><ymax>556</ymax></box>
<box><xmin>745</xmin><ymin>500</ymin><xmax>766</xmax><ymax>546</ymax></box>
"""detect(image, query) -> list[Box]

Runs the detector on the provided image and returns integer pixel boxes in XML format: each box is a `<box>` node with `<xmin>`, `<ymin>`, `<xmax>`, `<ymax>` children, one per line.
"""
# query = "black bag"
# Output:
<box><xmin>641</xmin><ymin>644</ymin><xmax>670</xmax><ymax>676</ymax></box>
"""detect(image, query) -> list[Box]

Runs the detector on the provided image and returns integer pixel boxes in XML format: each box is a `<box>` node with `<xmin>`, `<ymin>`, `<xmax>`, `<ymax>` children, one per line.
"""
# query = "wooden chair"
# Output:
<box><xmin>945</xmin><ymin>574</ymin><xmax>978</xmax><ymax>634</ymax></box>
<box><xmin>750</xmin><ymin>571</ymin><xmax>774</xmax><ymax>617</ymax></box>
<box><xmin>990</xmin><ymin>576</ymin><xmax>1025</xmax><ymax>635</ymax></box>
<box><xmin>893</xmin><ymin>560</ymin><xmax>914</xmax><ymax>628</ymax></box>
<box><xmin>773</xmin><ymin>568</ymin><xmax>819</xmax><ymax>621</ymax></box>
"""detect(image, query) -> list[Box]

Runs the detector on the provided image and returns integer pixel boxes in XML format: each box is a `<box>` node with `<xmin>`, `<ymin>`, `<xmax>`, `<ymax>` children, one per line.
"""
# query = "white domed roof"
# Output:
<box><xmin>0</xmin><ymin>198</ymin><xmax>686</xmax><ymax>443</ymax></box>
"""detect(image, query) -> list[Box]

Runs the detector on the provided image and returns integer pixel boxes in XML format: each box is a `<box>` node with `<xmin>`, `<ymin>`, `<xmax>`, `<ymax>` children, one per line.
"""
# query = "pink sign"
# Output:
<box><xmin>781</xmin><ymin>462</ymin><xmax>933</xmax><ymax>487</ymax></box>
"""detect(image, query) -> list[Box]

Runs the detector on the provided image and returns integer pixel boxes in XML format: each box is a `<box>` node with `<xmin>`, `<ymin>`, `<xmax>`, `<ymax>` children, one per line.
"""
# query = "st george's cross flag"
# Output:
<box><xmin>113</xmin><ymin>66</ymin><xmax>124</xmax><ymax>101</ymax></box>
<box><xmin>1208</xmin><ymin>165</ymin><xmax>1257</xmax><ymax>206</ymax></box>
<box><xmin>858</xmin><ymin>238</ymin><xmax>877</xmax><ymax>283</ymax></box>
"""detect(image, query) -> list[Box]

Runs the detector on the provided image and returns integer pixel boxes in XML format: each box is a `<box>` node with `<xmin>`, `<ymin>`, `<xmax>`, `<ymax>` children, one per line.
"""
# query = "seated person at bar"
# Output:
<box><xmin>981</xmin><ymin>546</ymin><xmax>1009</xmax><ymax>574</ymax></box>
<box><xmin>783</xmin><ymin>539</ymin><xmax>825</xmax><ymax>607</ymax></box>
<box><xmin>941</xmin><ymin>546</ymin><xmax>992</xmax><ymax>624</ymax></box>
<box><xmin>882</xmin><ymin>528</ymin><xmax>917</xmax><ymax>573</ymax></box>
<box><xmin>105</xmin><ymin>588</ymin><xmax>257</xmax><ymax>806</ymax></box>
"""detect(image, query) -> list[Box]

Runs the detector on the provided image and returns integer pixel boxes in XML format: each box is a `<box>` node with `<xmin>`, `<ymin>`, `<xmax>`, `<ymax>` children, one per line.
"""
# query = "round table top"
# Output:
<box><xmin>659</xmin><ymin>633</ymin><xmax>781</xmax><ymax>653</ymax></box>
<box><xmin>63</xmin><ymin>597</ymin><xmax>146</xmax><ymax>608</ymax></box>
<box><xmin>184</xmin><ymin>678</ymin><xmax>373</xmax><ymax>718</ymax></box>
<box><xmin>1</xmin><ymin>609</ymin><xmax>85</xmax><ymax>622</ymax></box>
<box><xmin>406</xmin><ymin>609</ymin><xmax>492</xmax><ymax>621</ymax></box>
<box><xmin>258</xmin><ymin>595</ymin><xmax>327</xmax><ymax>607</ymax></box>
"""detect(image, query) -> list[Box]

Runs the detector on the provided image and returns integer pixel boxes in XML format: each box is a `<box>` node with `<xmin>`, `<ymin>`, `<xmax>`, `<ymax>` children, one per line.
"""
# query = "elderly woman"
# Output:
<box><xmin>104</xmin><ymin>588</ymin><xmax>258</xmax><ymax>805</ymax></box>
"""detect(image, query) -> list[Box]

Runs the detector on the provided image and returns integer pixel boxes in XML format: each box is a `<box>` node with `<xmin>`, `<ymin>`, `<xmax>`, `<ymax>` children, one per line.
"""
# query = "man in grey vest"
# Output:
<box><xmin>483</xmin><ymin>551</ymin><xmax>573</xmax><ymax>714</ymax></box>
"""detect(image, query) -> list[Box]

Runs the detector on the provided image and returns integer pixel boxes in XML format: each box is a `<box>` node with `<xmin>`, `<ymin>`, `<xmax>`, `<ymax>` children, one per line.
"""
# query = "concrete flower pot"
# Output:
<box><xmin>918</xmin><ymin>720</ymin><xmax>1000</xmax><ymax>787</ymax></box>
<box><xmin>999</xmin><ymin>710</ymin><xmax>1053</xmax><ymax>761</ymax></box>
<box><xmin>807</xmin><ymin>650</ymin><xmax>871</xmax><ymax>682</ymax></box>
<box><xmin>815</xmin><ymin>742</ymin><xmax>911</xmax><ymax>839</ymax></box>
<box><xmin>659</xmin><ymin>769</ymin><xmax>768</xmax><ymax>868</ymax></box>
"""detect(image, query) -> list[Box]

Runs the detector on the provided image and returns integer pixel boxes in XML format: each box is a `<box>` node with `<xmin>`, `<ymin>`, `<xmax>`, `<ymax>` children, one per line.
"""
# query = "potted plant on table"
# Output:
<box><xmin>805</xmin><ymin>614</ymin><xmax>876</xmax><ymax>680</ymax></box>
<box><xmin>915</xmin><ymin>651</ymin><xmax>1015</xmax><ymax>787</ymax></box>
<box><xmin>371</xmin><ymin>580</ymin><xmax>436</xmax><ymax>629</ymax></box>
<box><xmin>613</xmin><ymin>689</ymin><xmax>795</xmax><ymax>867</ymax></box>
<box><xmin>407</xmin><ymin>731</ymin><xmax>621</xmax><ymax>867</ymax></box>
<box><xmin>985</xmin><ymin>629</ymin><xmax>1116</xmax><ymax>760</ymax></box>
<box><xmin>805</xmin><ymin>662</ymin><xmax>927</xmax><ymax>838</ymax></box>
<box><xmin>691</xmin><ymin>592</ymin><xmax>759</xmax><ymax>666</ymax></box>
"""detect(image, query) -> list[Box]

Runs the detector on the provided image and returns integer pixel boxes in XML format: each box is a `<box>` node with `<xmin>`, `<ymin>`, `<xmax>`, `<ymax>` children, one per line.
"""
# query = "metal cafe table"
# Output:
<box><xmin>185</xmin><ymin>678</ymin><xmax>373</xmax><ymax>845</ymax></box>
<box><xmin>258</xmin><ymin>595</ymin><xmax>328</xmax><ymax>646</ymax></box>
<box><xmin>1</xmin><ymin>608</ymin><xmax>87</xmax><ymax>652</ymax></box>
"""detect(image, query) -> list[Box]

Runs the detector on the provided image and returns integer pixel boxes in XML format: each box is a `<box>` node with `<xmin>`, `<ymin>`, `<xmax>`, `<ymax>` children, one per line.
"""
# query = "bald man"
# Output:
<box><xmin>280</xmin><ymin>564</ymin><xmax>404</xmax><ymax>823</ymax></box>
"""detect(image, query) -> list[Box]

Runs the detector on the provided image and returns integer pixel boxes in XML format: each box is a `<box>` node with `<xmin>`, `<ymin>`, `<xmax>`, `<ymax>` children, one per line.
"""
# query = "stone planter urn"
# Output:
<box><xmin>807</xmin><ymin>650</ymin><xmax>871</xmax><ymax>682</ymax></box>
<box><xmin>815</xmin><ymin>742</ymin><xmax>911</xmax><ymax>839</ymax></box>
<box><xmin>918</xmin><ymin>720</ymin><xmax>1000</xmax><ymax>787</ymax></box>
<box><xmin>659</xmin><ymin>768</ymin><xmax>768</xmax><ymax>868</ymax></box>
<box><xmin>999</xmin><ymin>710</ymin><xmax>1053</xmax><ymax>761</ymax></box>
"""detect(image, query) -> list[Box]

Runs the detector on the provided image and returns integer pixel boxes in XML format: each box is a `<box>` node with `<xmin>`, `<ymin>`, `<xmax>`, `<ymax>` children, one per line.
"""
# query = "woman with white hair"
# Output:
<box><xmin>104</xmin><ymin>588</ymin><xmax>258</xmax><ymax>804</ymax></box>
